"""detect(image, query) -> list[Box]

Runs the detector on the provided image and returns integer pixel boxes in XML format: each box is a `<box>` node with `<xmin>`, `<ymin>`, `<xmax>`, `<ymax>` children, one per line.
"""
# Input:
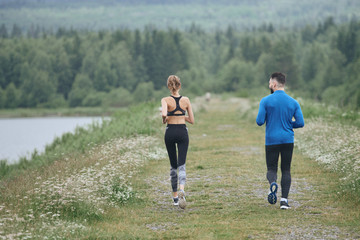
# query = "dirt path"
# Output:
<box><xmin>95</xmin><ymin>96</ymin><xmax>360</xmax><ymax>239</ymax></box>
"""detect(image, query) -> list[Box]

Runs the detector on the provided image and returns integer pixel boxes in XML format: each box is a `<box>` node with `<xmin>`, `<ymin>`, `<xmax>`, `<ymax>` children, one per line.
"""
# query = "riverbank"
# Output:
<box><xmin>0</xmin><ymin>116</ymin><xmax>109</xmax><ymax>164</ymax></box>
<box><xmin>0</xmin><ymin>106</ymin><xmax>121</xmax><ymax>119</ymax></box>
<box><xmin>0</xmin><ymin>103</ymin><xmax>157</xmax><ymax>180</ymax></box>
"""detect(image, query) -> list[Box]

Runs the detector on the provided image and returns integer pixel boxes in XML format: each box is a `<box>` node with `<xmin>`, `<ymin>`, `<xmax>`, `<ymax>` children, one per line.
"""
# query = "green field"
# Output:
<box><xmin>1</xmin><ymin>96</ymin><xmax>359</xmax><ymax>239</ymax></box>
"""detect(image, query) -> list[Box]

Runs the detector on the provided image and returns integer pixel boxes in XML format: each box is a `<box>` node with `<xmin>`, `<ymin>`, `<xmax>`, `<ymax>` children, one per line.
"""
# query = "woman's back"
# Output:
<box><xmin>161</xmin><ymin>74</ymin><xmax>194</xmax><ymax>125</ymax></box>
<box><xmin>163</xmin><ymin>95</ymin><xmax>190</xmax><ymax>125</ymax></box>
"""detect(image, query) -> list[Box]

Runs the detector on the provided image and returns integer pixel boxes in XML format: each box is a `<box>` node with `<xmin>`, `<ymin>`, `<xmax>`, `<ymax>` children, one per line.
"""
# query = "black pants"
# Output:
<box><xmin>164</xmin><ymin>124</ymin><xmax>189</xmax><ymax>192</ymax></box>
<box><xmin>266</xmin><ymin>143</ymin><xmax>294</xmax><ymax>199</ymax></box>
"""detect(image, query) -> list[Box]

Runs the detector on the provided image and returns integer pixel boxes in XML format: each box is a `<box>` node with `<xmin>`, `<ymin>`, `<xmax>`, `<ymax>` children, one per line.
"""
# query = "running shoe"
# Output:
<box><xmin>268</xmin><ymin>182</ymin><xmax>278</xmax><ymax>204</ymax></box>
<box><xmin>173</xmin><ymin>197</ymin><xmax>179</xmax><ymax>206</ymax></box>
<box><xmin>178</xmin><ymin>190</ymin><xmax>186</xmax><ymax>209</ymax></box>
<box><xmin>280</xmin><ymin>199</ymin><xmax>290</xmax><ymax>209</ymax></box>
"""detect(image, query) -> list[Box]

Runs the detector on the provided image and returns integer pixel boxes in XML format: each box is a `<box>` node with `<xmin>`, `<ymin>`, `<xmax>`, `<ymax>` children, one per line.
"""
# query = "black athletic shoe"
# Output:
<box><xmin>280</xmin><ymin>200</ymin><xmax>290</xmax><ymax>209</ymax></box>
<box><xmin>173</xmin><ymin>197</ymin><xmax>179</xmax><ymax>206</ymax></box>
<box><xmin>268</xmin><ymin>182</ymin><xmax>278</xmax><ymax>204</ymax></box>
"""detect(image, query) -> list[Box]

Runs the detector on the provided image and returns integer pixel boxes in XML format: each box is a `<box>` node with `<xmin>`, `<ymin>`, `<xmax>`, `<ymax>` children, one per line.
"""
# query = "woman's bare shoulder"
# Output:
<box><xmin>181</xmin><ymin>96</ymin><xmax>191</xmax><ymax>102</ymax></box>
<box><xmin>162</xmin><ymin>96</ymin><xmax>171</xmax><ymax>101</ymax></box>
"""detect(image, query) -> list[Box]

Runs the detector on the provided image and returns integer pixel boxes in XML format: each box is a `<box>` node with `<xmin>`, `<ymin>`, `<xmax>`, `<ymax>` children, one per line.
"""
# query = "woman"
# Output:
<box><xmin>161</xmin><ymin>75</ymin><xmax>195</xmax><ymax>209</ymax></box>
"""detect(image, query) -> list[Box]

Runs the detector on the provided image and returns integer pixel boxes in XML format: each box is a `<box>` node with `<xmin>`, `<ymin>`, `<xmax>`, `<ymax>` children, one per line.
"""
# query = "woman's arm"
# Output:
<box><xmin>185</xmin><ymin>98</ymin><xmax>195</xmax><ymax>124</ymax></box>
<box><xmin>161</xmin><ymin>98</ymin><xmax>168</xmax><ymax>124</ymax></box>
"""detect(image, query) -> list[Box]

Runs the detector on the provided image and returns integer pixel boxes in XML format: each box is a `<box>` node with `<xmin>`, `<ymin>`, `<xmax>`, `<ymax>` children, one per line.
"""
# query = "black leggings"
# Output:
<box><xmin>164</xmin><ymin>124</ymin><xmax>189</xmax><ymax>192</ymax></box>
<box><xmin>266</xmin><ymin>143</ymin><xmax>294</xmax><ymax>199</ymax></box>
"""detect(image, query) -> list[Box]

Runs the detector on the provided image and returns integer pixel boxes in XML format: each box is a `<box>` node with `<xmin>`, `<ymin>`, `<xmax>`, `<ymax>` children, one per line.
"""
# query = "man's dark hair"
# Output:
<box><xmin>271</xmin><ymin>72</ymin><xmax>286</xmax><ymax>85</ymax></box>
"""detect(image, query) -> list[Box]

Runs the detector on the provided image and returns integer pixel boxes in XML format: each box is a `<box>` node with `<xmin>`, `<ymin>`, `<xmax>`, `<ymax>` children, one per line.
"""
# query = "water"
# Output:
<box><xmin>0</xmin><ymin>117</ymin><xmax>106</xmax><ymax>164</ymax></box>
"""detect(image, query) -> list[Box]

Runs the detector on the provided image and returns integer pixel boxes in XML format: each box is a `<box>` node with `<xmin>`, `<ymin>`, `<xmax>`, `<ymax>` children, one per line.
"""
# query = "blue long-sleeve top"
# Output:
<box><xmin>256</xmin><ymin>90</ymin><xmax>304</xmax><ymax>146</ymax></box>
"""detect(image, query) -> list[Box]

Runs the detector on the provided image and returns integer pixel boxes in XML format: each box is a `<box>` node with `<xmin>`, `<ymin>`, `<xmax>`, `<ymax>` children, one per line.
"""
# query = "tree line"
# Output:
<box><xmin>0</xmin><ymin>17</ymin><xmax>359</xmax><ymax>109</ymax></box>
<box><xmin>1</xmin><ymin>0</ymin><xmax>359</xmax><ymax>33</ymax></box>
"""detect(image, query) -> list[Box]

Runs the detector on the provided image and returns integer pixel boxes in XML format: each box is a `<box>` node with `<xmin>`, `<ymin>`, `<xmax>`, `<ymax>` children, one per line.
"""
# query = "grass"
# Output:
<box><xmin>0</xmin><ymin>96</ymin><xmax>359</xmax><ymax>239</ymax></box>
<box><xmin>298</xmin><ymin>98</ymin><xmax>360</xmax><ymax>128</ymax></box>
<box><xmin>89</xmin><ymin>96</ymin><xmax>359</xmax><ymax>239</ymax></box>
<box><xmin>0</xmin><ymin>134</ymin><xmax>162</xmax><ymax>238</ymax></box>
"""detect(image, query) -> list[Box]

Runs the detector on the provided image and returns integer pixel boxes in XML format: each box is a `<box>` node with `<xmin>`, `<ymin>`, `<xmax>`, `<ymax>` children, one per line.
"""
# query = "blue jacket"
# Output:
<box><xmin>256</xmin><ymin>90</ymin><xmax>304</xmax><ymax>145</ymax></box>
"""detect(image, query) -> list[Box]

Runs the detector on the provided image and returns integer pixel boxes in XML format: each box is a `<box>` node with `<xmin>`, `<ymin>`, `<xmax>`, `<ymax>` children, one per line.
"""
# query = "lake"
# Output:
<box><xmin>0</xmin><ymin>117</ymin><xmax>106</xmax><ymax>164</ymax></box>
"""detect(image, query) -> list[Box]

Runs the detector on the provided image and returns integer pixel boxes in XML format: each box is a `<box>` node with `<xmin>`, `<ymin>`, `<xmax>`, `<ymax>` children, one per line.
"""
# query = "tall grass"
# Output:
<box><xmin>0</xmin><ymin>102</ymin><xmax>157</xmax><ymax>180</ymax></box>
<box><xmin>298</xmin><ymin>98</ymin><xmax>360</xmax><ymax>127</ymax></box>
<box><xmin>0</xmin><ymin>101</ymin><xmax>165</xmax><ymax>239</ymax></box>
<box><xmin>295</xmin><ymin>99</ymin><xmax>360</xmax><ymax>199</ymax></box>
<box><xmin>0</xmin><ymin>135</ymin><xmax>165</xmax><ymax>239</ymax></box>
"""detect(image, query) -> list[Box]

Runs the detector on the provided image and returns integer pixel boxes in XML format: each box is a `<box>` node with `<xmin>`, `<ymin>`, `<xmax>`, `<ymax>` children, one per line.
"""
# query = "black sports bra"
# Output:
<box><xmin>167</xmin><ymin>96</ymin><xmax>186</xmax><ymax>116</ymax></box>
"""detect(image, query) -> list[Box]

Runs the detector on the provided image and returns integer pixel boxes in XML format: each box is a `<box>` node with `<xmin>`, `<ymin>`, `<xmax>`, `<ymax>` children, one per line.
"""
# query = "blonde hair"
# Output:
<box><xmin>167</xmin><ymin>75</ymin><xmax>181</xmax><ymax>93</ymax></box>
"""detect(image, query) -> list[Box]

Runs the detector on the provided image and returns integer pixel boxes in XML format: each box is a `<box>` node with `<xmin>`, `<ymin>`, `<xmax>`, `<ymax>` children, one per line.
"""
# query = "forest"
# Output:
<box><xmin>0</xmin><ymin>17</ymin><xmax>359</xmax><ymax>110</ymax></box>
<box><xmin>1</xmin><ymin>0</ymin><xmax>360</xmax><ymax>32</ymax></box>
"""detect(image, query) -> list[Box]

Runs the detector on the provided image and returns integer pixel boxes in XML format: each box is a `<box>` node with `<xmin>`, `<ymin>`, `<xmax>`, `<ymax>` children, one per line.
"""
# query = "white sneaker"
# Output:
<box><xmin>178</xmin><ymin>190</ymin><xmax>186</xmax><ymax>209</ymax></box>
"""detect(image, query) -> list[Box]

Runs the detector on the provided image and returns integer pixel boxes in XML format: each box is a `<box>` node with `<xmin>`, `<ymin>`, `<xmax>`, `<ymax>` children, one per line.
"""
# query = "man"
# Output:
<box><xmin>256</xmin><ymin>72</ymin><xmax>304</xmax><ymax>209</ymax></box>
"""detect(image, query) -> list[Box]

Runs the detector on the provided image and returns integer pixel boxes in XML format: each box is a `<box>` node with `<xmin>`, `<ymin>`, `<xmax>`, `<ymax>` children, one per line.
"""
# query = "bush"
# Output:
<box><xmin>133</xmin><ymin>82</ymin><xmax>154</xmax><ymax>102</ymax></box>
<box><xmin>0</xmin><ymin>160</ymin><xmax>10</xmax><ymax>179</ymax></box>
<box><xmin>68</xmin><ymin>74</ymin><xmax>93</xmax><ymax>107</ymax></box>
<box><xmin>236</xmin><ymin>88</ymin><xmax>250</xmax><ymax>98</ymax></box>
<box><xmin>322</xmin><ymin>86</ymin><xmax>347</xmax><ymax>107</ymax></box>
<box><xmin>82</xmin><ymin>92</ymin><xmax>107</xmax><ymax>107</ymax></box>
<box><xmin>38</xmin><ymin>94</ymin><xmax>68</xmax><ymax>108</ymax></box>
<box><xmin>108</xmin><ymin>178</ymin><xmax>135</xmax><ymax>205</ymax></box>
<box><xmin>102</xmin><ymin>87</ymin><xmax>133</xmax><ymax>107</ymax></box>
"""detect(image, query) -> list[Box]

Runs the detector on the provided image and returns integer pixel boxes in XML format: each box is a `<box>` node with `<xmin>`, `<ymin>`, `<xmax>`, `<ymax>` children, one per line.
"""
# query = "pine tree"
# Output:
<box><xmin>11</xmin><ymin>24</ymin><xmax>22</xmax><ymax>38</ymax></box>
<box><xmin>0</xmin><ymin>24</ymin><xmax>8</xmax><ymax>38</ymax></box>
<box><xmin>133</xmin><ymin>29</ymin><xmax>142</xmax><ymax>59</ymax></box>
